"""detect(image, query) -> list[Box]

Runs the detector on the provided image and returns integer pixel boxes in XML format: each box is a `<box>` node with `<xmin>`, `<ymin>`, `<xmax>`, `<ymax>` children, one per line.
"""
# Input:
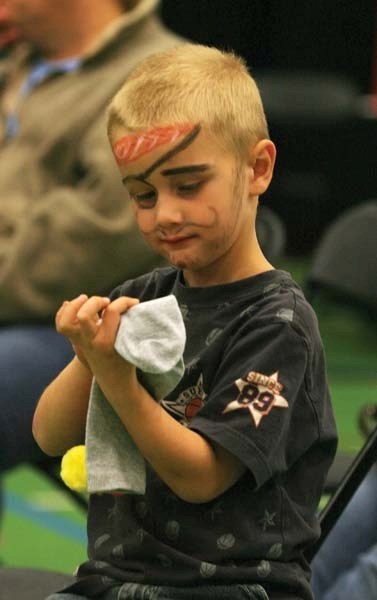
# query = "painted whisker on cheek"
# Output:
<box><xmin>168</xmin><ymin>211</ymin><xmax>218</xmax><ymax>232</ymax></box>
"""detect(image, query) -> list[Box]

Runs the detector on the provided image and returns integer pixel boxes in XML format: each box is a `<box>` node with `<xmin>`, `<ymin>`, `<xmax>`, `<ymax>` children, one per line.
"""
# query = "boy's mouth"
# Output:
<box><xmin>161</xmin><ymin>235</ymin><xmax>196</xmax><ymax>246</ymax></box>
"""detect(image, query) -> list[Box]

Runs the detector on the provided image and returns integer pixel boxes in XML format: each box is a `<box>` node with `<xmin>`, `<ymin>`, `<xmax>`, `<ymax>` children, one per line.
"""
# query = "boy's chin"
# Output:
<box><xmin>163</xmin><ymin>250</ymin><xmax>190</xmax><ymax>270</ymax></box>
<box><xmin>171</xmin><ymin>258</ymin><xmax>189</xmax><ymax>270</ymax></box>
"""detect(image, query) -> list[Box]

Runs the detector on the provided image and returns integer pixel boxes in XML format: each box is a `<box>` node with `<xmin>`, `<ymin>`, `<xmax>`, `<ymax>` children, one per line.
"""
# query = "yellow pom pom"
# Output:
<box><xmin>60</xmin><ymin>445</ymin><xmax>87</xmax><ymax>493</ymax></box>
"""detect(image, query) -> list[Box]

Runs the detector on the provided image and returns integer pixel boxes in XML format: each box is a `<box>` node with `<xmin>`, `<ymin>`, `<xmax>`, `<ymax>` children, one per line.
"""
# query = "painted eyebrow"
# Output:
<box><xmin>122</xmin><ymin>124</ymin><xmax>201</xmax><ymax>185</ymax></box>
<box><xmin>160</xmin><ymin>164</ymin><xmax>212</xmax><ymax>176</ymax></box>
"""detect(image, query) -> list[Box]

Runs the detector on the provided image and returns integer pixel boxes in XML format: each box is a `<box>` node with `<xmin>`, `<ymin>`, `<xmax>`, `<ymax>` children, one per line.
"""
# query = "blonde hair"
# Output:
<box><xmin>107</xmin><ymin>44</ymin><xmax>269</xmax><ymax>161</ymax></box>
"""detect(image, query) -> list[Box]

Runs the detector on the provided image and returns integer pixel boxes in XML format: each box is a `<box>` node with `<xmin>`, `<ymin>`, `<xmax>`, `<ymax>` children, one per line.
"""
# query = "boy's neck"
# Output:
<box><xmin>184</xmin><ymin>240</ymin><xmax>274</xmax><ymax>288</ymax></box>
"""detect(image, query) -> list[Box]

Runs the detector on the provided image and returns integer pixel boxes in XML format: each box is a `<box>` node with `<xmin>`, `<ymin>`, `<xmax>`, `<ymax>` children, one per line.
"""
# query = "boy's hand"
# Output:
<box><xmin>56</xmin><ymin>295</ymin><xmax>92</xmax><ymax>368</ymax></box>
<box><xmin>56</xmin><ymin>294</ymin><xmax>139</xmax><ymax>369</ymax></box>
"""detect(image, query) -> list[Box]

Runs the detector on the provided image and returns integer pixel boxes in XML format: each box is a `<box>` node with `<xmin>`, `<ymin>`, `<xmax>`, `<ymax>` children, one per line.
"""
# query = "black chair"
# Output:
<box><xmin>303</xmin><ymin>200</ymin><xmax>377</xmax><ymax>559</ymax></box>
<box><xmin>0</xmin><ymin>567</ymin><xmax>75</xmax><ymax>600</ymax></box>
<box><xmin>322</xmin><ymin>451</ymin><xmax>354</xmax><ymax>495</ymax></box>
<box><xmin>305</xmin><ymin>199</ymin><xmax>377</xmax><ymax>313</ymax></box>
<box><xmin>256</xmin><ymin>71</ymin><xmax>377</xmax><ymax>254</ymax></box>
<box><xmin>256</xmin><ymin>205</ymin><xmax>287</xmax><ymax>262</ymax></box>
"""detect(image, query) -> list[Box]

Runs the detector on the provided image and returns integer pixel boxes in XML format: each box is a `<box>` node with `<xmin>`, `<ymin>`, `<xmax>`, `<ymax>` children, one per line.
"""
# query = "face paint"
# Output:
<box><xmin>118</xmin><ymin>124</ymin><xmax>257</xmax><ymax>287</ymax></box>
<box><xmin>122</xmin><ymin>124</ymin><xmax>202</xmax><ymax>189</ymax></box>
<box><xmin>113</xmin><ymin>124</ymin><xmax>195</xmax><ymax>165</ymax></box>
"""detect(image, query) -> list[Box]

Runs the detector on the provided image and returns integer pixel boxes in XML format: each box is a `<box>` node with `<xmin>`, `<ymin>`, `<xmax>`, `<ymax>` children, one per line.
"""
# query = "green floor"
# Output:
<box><xmin>2</xmin><ymin>467</ymin><xmax>87</xmax><ymax>572</ymax></box>
<box><xmin>2</xmin><ymin>257</ymin><xmax>377</xmax><ymax>574</ymax></box>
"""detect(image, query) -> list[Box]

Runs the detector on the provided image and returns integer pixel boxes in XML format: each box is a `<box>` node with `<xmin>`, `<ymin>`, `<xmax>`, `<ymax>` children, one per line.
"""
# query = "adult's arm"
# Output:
<box><xmin>0</xmin><ymin>114</ymin><xmax>160</xmax><ymax>322</ymax></box>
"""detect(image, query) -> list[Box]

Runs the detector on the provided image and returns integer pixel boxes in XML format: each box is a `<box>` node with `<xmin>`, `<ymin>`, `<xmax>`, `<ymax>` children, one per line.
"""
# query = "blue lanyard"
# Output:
<box><xmin>5</xmin><ymin>56</ymin><xmax>81</xmax><ymax>139</ymax></box>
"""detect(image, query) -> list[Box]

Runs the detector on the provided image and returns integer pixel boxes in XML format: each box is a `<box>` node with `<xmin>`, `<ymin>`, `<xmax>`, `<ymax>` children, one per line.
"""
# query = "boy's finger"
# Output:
<box><xmin>98</xmin><ymin>305</ymin><xmax>123</xmax><ymax>345</ymax></box>
<box><xmin>106</xmin><ymin>296</ymin><xmax>140</xmax><ymax>315</ymax></box>
<box><xmin>99</xmin><ymin>299</ymin><xmax>142</xmax><ymax>354</ymax></box>
<box><xmin>56</xmin><ymin>294</ymin><xmax>88</xmax><ymax>330</ymax></box>
<box><xmin>55</xmin><ymin>300</ymin><xmax>69</xmax><ymax>321</ymax></box>
<box><xmin>95</xmin><ymin>297</ymin><xmax>140</xmax><ymax>347</ymax></box>
<box><xmin>76</xmin><ymin>296</ymin><xmax>111</xmax><ymax>328</ymax></box>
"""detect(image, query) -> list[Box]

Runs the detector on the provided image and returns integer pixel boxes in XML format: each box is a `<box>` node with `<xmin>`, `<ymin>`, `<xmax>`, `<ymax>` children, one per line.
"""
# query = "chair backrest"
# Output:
<box><xmin>256</xmin><ymin>205</ymin><xmax>286</xmax><ymax>262</ymax></box>
<box><xmin>306</xmin><ymin>200</ymin><xmax>377</xmax><ymax>312</ymax></box>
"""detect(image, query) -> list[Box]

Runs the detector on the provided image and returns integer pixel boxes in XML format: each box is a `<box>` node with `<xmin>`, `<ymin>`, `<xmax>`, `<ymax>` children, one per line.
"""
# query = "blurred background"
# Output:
<box><xmin>162</xmin><ymin>0</ymin><xmax>377</xmax><ymax>254</ymax></box>
<box><xmin>3</xmin><ymin>0</ymin><xmax>377</xmax><ymax>575</ymax></box>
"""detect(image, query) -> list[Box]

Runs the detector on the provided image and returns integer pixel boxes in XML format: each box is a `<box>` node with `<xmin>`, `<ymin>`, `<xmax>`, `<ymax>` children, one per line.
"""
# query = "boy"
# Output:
<box><xmin>34</xmin><ymin>44</ymin><xmax>337</xmax><ymax>600</ymax></box>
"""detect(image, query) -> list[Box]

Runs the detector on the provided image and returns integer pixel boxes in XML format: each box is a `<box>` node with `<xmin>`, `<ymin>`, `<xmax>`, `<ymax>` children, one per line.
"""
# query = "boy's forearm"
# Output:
<box><xmin>90</xmin><ymin>354</ymin><xmax>245</xmax><ymax>503</ymax></box>
<box><xmin>32</xmin><ymin>357</ymin><xmax>92</xmax><ymax>456</ymax></box>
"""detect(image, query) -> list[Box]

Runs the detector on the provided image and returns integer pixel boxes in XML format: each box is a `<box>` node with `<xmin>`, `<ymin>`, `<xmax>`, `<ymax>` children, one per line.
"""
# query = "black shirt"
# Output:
<box><xmin>66</xmin><ymin>268</ymin><xmax>338</xmax><ymax>600</ymax></box>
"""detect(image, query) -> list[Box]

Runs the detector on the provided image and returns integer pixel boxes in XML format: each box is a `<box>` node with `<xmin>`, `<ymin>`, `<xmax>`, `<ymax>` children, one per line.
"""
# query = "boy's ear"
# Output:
<box><xmin>247</xmin><ymin>139</ymin><xmax>276</xmax><ymax>196</ymax></box>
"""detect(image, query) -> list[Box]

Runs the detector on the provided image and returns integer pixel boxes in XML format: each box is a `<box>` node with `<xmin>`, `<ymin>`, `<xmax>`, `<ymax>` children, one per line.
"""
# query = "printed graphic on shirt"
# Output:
<box><xmin>259</xmin><ymin>509</ymin><xmax>277</xmax><ymax>531</ymax></box>
<box><xmin>205</xmin><ymin>327</ymin><xmax>223</xmax><ymax>346</ymax></box>
<box><xmin>223</xmin><ymin>371</ymin><xmax>288</xmax><ymax>427</ymax></box>
<box><xmin>161</xmin><ymin>374</ymin><xmax>207</xmax><ymax>424</ymax></box>
<box><xmin>268</xmin><ymin>543</ymin><xmax>283</xmax><ymax>559</ymax></box>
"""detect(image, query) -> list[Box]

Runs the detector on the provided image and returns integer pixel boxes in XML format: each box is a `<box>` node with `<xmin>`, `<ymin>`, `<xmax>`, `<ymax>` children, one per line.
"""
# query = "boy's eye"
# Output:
<box><xmin>177</xmin><ymin>181</ymin><xmax>203</xmax><ymax>195</ymax></box>
<box><xmin>129</xmin><ymin>188</ymin><xmax>157</xmax><ymax>208</ymax></box>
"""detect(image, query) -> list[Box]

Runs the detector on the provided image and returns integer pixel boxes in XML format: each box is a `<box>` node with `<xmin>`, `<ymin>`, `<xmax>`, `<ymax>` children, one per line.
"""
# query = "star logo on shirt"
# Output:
<box><xmin>161</xmin><ymin>374</ymin><xmax>206</xmax><ymax>424</ymax></box>
<box><xmin>223</xmin><ymin>371</ymin><xmax>288</xmax><ymax>427</ymax></box>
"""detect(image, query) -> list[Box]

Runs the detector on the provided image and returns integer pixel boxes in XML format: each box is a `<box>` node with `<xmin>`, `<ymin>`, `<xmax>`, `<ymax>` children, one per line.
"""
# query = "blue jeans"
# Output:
<box><xmin>0</xmin><ymin>325</ymin><xmax>73</xmax><ymax>512</ymax></box>
<box><xmin>311</xmin><ymin>465</ymin><xmax>377</xmax><ymax>600</ymax></box>
<box><xmin>45</xmin><ymin>582</ymin><xmax>269</xmax><ymax>599</ymax></box>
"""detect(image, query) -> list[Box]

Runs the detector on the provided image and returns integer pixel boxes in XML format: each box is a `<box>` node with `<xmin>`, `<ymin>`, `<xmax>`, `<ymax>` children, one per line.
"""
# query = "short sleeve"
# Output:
<box><xmin>190</xmin><ymin>320</ymin><xmax>312</xmax><ymax>488</ymax></box>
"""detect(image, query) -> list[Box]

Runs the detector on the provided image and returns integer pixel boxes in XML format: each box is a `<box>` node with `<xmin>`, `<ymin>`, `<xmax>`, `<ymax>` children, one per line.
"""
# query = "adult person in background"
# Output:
<box><xmin>0</xmin><ymin>1</ymin><xmax>19</xmax><ymax>52</ymax></box>
<box><xmin>311</xmin><ymin>466</ymin><xmax>377</xmax><ymax>600</ymax></box>
<box><xmin>0</xmin><ymin>0</ymin><xmax>181</xmax><ymax>532</ymax></box>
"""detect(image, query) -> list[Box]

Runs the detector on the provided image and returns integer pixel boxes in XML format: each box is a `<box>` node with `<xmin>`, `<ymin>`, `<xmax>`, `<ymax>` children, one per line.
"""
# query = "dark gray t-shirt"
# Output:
<box><xmin>64</xmin><ymin>268</ymin><xmax>337</xmax><ymax>599</ymax></box>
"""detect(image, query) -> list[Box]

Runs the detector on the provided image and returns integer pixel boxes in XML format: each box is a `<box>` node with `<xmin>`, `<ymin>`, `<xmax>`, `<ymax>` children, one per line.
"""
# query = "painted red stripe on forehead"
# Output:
<box><xmin>113</xmin><ymin>124</ymin><xmax>195</xmax><ymax>165</ymax></box>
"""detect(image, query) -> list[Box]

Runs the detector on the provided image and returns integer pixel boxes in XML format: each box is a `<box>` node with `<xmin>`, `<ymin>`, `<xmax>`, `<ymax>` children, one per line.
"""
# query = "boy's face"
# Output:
<box><xmin>113</xmin><ymin>125</ymin><xmax>258</xmax><ymax>287</ymax></box>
